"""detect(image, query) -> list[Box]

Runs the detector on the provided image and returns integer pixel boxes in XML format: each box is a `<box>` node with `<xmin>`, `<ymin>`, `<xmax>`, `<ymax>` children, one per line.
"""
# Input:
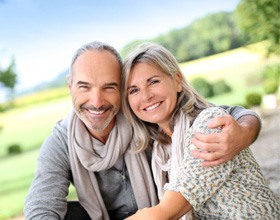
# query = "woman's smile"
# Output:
<box><xmin>144</xmin><ymin>102</ymin><xmax>162</xmax><ymax>111</ymax></box>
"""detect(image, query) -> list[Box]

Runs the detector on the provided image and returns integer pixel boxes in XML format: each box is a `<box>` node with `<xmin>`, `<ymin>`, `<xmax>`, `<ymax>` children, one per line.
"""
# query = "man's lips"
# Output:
<box><xmin>82</xmin><ymin>105</ymin><xmax>112</xmax><ymax>116</ymax></box>
<box><xmin>88</xmin><ymin>109</ymin><xmax>106</xmax><ymax>115</ymax></box>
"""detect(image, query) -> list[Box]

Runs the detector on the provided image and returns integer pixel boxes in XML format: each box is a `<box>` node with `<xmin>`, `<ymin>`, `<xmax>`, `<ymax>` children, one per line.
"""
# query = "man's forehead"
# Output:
<box><xmin>72</xmin><ymin>50</ymin><xmax>120</xmax><ymax>75</ymax></box>
<box><xmin>75</xmin><ymin>50</ymin><xmax>118</xmax><ymax>64</ymax></box>
<box><xmin>72</xmin><ymin>59</ymin><xmax>120</xmax><ymax>86</ymax></box>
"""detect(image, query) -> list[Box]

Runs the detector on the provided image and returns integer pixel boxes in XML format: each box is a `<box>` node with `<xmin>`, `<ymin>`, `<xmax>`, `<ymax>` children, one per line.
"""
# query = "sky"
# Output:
<box><xmin>0</xmin><ymin>0</ymin><xmax>240</xmax><ymax>95</ymax></box>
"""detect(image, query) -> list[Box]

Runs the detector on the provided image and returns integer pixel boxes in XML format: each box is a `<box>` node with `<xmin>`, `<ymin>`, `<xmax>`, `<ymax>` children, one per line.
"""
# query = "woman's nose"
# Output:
<box><xmin>141</xmin><ymin>88</ymin><xmax>154</xmax><ymax>102</ymax></box>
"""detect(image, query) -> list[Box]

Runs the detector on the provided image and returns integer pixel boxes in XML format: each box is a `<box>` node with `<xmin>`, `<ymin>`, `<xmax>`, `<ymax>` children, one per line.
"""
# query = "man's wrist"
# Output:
<box><xmin>237</xmin><ymin>115</ymin><xmax>261</xmax><ymax>147</ymax></box>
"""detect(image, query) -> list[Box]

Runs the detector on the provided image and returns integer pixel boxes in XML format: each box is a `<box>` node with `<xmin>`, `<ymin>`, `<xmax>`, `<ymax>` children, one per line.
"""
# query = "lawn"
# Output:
<box><xmin>0</xmin><ymin>97</ymin><xmax>71</xmax><ymax>157</ymax></box>
<box><xmin>0</xmin><ymin>42</ymin><xmax>279</xmax><ymax>219</ymax></box>
<box><xmin>0</xmin><ymin>97</ymin><xmax>74</xmax><ymax>219</ymax></box>
<box><xmin>0</xmin><ymin>150</ymin><xmax>39</xmax><ymax>219</ymax></box>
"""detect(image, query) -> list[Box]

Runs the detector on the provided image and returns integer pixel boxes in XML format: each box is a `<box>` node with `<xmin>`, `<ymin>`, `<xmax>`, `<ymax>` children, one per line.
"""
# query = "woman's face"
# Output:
<box><xmin>127</xmin><ymin>62</ymin><xmax>182</xmax><ymax>134</ymax></box>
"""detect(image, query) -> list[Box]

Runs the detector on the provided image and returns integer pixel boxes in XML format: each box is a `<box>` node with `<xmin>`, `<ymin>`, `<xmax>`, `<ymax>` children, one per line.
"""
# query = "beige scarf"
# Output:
<box><xmin>68</xmin><ymin>110</ymin><xmax>158</xmax><ymax>220</ymax></box>
<box><xmin>152</xmin><ymin>110</ymin><xmax>193</xmax><ymax>220</ymax></box>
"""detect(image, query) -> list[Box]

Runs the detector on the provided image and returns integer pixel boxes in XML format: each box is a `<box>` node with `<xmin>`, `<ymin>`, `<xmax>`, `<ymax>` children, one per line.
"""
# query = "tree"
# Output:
<box><xmin>235</xmin><ymin>0</ymin><xmax>280</xmax><ymax>54</ymax></box>
<box><xmin>0</xmin><ymin>59</ymin><xmax>17</xmax><ymax>90</ymax></box>
<box><xmin>121</xmin><ymin>12</ymin><xmax>247</xmax><ymax>62</ymax></box>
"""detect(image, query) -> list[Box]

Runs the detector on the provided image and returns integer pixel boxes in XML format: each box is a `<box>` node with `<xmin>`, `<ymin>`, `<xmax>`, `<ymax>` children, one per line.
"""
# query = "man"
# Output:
<box><xmin>24</xmin><ymin>41</ymin><xmax>261</xmax><ymax>220</ymax></box>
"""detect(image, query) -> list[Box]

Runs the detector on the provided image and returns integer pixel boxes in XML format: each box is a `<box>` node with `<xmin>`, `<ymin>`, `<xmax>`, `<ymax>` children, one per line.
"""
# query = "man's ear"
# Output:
<box><xmin>66</xmin><ymin>74</ymin><xmax>71</xmax><ymax>89</ymax></box>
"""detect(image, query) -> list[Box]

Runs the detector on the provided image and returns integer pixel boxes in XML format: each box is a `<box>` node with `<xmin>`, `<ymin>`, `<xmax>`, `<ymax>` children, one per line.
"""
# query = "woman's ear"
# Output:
<box><xmin>175</xmin><ymin>72</ymin><xmax>183</xmax><ymax>92</ymax></box>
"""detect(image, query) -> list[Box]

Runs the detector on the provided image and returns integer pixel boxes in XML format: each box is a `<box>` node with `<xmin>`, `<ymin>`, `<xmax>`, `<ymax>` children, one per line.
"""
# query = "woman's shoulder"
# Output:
<box><xmin>199</xmin><ymin>107</ymin><xmax>228</xmax><ymax>118</ymax></box>
<box><xmin>191</xmin><ymin>107</ymin><xmax>228</xmax><ymax>134</ymax></box>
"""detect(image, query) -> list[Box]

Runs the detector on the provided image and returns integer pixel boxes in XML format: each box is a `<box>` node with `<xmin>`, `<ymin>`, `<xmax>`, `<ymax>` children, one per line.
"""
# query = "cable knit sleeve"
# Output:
<box><xmin>165</xmin><ymin>107</ymin><xmax>234</xmax><ymax>210</ymax></box>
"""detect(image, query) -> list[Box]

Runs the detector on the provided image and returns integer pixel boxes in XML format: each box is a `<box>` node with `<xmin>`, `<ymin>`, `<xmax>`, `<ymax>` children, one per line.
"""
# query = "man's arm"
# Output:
<box><xmin>24</xmin><ymin>123</ymin><xmax>71</xmax><ymax>219</ymax></box>
<box><xmin>191</xmin><ymin>106</ymin><xmax>261</xmax><ymax>167</ymax></box>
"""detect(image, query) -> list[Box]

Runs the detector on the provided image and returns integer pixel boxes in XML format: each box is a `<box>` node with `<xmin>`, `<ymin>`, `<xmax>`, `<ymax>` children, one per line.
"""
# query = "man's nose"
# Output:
<box><xmin>90</xmin><ymin>90</ymin><xmax>104</xmax><ymax>108</ymax></box>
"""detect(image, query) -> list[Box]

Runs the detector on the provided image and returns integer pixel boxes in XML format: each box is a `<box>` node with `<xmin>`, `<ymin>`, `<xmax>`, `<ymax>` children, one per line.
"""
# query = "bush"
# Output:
<box><xmin>212</xmin><ymin>80</ymin><xmax>232</xmax><ymax>96</ymax></box>
<box><xmin>246</xmin><ymin>92</ymin><xmax>262</xmax><ymax>107</ymax></box>
<box><xmin>262</xmin><ymin>65</ymin><xmax>280</xmax><ymax>81</ymax></box>
<box><xmin>190</xmin><ymin>77</ymin><xmax>214</xmax><ymax>98</ymax></box>
<box><xmin>7</xmin><ymin>144</ymin><xmax>22</xmax><ymax>155</ymax></box>
<box><xmin>264</xmin><ymin>79</ymin><xmax>278</xmax><ymax>94</ymax></box>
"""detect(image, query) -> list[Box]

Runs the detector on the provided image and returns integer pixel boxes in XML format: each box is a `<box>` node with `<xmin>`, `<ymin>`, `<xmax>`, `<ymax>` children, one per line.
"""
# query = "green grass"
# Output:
<box><xmin>0</xmin><ymin>96</ymin><xmax>71</xmax><ymax>157</ymax></box>
<box><xmin>0</xmin><ymin>42</ymin><xmax>279</xmax><ymax>219</ymax></box>
<box><xmin>0</xmin><ymin>150</ymin><xmax>77</xmax><ymax>220</ymax></box>
<box><xmin>0</xmin><ymin>150</ymin><xmax>38</xmax><ymax>219</ymax></box>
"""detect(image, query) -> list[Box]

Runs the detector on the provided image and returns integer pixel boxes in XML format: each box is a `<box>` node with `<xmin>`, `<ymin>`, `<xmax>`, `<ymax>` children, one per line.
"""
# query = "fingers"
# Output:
<box><xmin>207</xmin><ymin>115</ymin><xmax>233</xmax><ymax>128</ymax></box>
<box><xmin>192</xmin><ymin>132</ymin><xmax>227</xmax><ymax>152</ymax></box>
<box><xmin>190</xmin><ymin>150</ymin><xmax>230</xmax><ymax>167</ymax></box>
<box><xmin>191</xmin><ymin>132</ymin><xmax>231</xmax><ymax>167</ymax></box>
<box><xmin>190</xmin><ymin>149</ymin><xmax>221</xmax><ymax>161</ymax></box>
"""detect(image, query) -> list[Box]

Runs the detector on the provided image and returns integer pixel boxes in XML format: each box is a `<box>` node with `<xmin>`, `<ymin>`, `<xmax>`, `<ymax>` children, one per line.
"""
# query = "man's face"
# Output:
<box><xmin>69</xmin><ymin>50</ymin><xmax>121</xmax><ymax>138</ymax></box>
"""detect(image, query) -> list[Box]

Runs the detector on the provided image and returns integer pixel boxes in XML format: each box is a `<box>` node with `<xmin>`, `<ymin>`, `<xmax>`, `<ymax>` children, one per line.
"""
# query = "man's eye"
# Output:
<box><xmin>104</xmin><ymin>86</ymin><xmax>116</xmax><ymax>91</ymax></box>
<box><xmin>79</xmin><ymin>85</ymin><xmax>89</xmax><ymax>89</ymax></box>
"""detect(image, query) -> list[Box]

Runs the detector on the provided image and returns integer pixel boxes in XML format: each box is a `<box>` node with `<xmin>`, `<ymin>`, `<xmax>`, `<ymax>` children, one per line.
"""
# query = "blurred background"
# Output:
<box><xmin>0</xmin><ymin>0</ymin><xmax>279</xmax><ymax>219</ymax></box>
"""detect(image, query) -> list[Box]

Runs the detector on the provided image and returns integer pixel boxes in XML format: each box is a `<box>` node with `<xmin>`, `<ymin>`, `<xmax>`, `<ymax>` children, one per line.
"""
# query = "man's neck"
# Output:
<box><xmin>88</xmin><ymin>123</ymin><xmax>115</xmax><ymax>144</ymax></box>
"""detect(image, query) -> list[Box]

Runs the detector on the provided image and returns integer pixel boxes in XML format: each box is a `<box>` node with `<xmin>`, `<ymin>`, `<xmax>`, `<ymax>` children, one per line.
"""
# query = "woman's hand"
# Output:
<box><xmin>125</xmin><ymin>207</ymin><xmax>157</xmax><ymax>220</ymax></box>
<box><xmin>125</xmin><ymin>191</ymin><xmax>192</xmax><ymax>220</ymax></box>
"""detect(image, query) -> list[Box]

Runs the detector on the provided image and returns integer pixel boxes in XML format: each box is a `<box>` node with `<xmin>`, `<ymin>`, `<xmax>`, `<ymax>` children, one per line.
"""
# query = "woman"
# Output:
<box><xmin>121</xmin><ymin>43</ymin><xmax>279</xmax><ymax>219</ymax></box>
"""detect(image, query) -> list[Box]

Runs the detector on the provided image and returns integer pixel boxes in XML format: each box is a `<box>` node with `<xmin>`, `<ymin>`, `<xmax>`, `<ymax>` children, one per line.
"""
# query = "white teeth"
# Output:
<box><xmin>145</xmin><ymin>103</ymin><xmax>160</xmax><ymax>111</ymax></box>
<box><xmin>89</xmin><ymin>109</ymin><xmax>105</xmax><ymax>114</ymax></box>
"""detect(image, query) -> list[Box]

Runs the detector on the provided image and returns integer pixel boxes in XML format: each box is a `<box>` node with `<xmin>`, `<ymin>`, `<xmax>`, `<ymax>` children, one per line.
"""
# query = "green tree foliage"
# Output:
<box><xmin>163</xmin><ymin>12</ymin><xmax>246</xmax><ymax>62</ymax></box>
<box><xmin>121</xmin><ymin>12</ymin><xmax>247</xmax><ymax>62</ymax></box>
<box><xmin>0</xmin><ymin>59</ymin><xmax>17</xmax><ymax>90</ymax></box>
<box><xmin>235</xmin><ymin>0</ymin><xmax>280</xmax><ymax>54</ymax></box>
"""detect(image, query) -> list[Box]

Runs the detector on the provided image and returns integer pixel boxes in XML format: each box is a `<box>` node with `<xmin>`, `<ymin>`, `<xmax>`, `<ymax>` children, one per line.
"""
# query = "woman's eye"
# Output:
<box><xmin>150</xmin><ymin>79</ymin><xmax>159</xmax><ymax>85</ymax></box>
<box><xmin>128</xmin><ymin>88</ymin><xmax>138</xmax><ymax>95</ymax></box>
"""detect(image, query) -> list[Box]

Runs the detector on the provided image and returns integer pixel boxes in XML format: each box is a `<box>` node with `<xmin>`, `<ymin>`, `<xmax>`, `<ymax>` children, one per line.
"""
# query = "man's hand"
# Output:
<box><xmin>191</xmin><ymin>114</ymin><xmax>260</xmax><ymax>167</ymax></box>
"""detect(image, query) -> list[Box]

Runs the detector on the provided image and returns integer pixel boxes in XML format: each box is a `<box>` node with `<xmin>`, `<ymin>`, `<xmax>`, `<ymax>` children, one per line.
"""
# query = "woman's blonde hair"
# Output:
<box><xmin>122</xmin><ymin>42</ymin><xmax>212</xmax><ymax>152</ymax></box>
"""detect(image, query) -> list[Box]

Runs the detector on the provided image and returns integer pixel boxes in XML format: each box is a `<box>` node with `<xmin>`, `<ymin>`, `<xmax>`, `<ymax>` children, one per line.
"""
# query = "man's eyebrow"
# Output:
<box><xmin>76</xmin><ymin>81</ymin><xmax>90</xmax><ymax>86</ymax></box>
<box><xmin>104</xmin><ymin>82</ymin><xmax>119</xmax><ymax>87</ymax></box>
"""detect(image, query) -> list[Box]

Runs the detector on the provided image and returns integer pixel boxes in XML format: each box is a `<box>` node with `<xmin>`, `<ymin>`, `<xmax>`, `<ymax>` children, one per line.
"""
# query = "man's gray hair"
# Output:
<box><xmin>68</xmin><ymin>41</ymin><xmax>122</xmax><ymax>84</ymax></box>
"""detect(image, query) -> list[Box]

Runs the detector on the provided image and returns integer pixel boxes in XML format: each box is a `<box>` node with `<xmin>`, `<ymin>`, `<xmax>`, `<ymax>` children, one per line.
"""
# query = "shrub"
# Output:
<box><xmin>264</xmin><ymin>79</ymin><xmax>278</xmax><ymax>94</ymax></box>
<box><xmin>246</xmin><ymin>92</ymin><xmax>262</xmax><ymax>107</ymax></box>
<box><xmin>262</xmin><ymin>65</ymin><xmax>280</xmax><ymax>81</ymax></box>
<box><xmin>190</xmin><ymin>77</ymin><xmax>214</xmax><ymax>98</ymax></box>
<box><xmin>212</xmin><ymin>80</ymin><xmax>232</xmax><ymax>96</ymax></box>
<box><xmin>7</xmin><ymin>144</ymin><xmax>22</xmax><ymax>155</ymax></box>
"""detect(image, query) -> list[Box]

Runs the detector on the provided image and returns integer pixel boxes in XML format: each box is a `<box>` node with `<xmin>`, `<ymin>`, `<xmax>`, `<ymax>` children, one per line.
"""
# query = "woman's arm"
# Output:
<box><xmin>126</xmin><ymin>190</ymin><xmax>192</xmax><ymax>220</ymax></box>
